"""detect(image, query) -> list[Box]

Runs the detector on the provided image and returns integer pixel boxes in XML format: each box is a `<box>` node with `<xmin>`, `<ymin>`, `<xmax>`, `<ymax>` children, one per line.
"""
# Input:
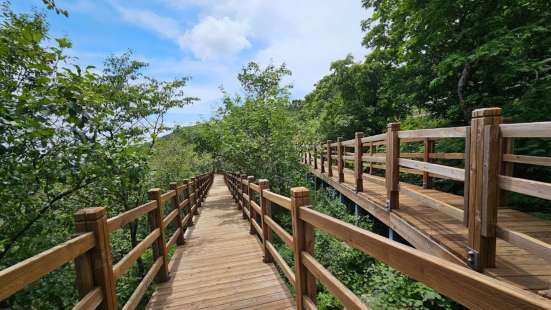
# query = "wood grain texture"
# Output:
<box><xmin>299</xmin><ymin>207</ymin><xmax>551</xmax><ymax>310</ymax></box>
<box><xmin>146</xmin><ymin>175</ymin><xmax>295</xmax><ymax>310</ymax></box>
<box><xmin>0</xmin><ymin>232</ymin><xmax>95</xmax><ymax>301</ymax></box>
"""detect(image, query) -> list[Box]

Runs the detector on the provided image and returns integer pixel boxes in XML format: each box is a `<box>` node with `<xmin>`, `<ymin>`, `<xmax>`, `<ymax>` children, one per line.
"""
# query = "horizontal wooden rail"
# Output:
<box><xmin>502</xmin><ymin>154</ymin><xmax>551</xmax><ymax>167</ymax></box>
<box><xmin>160</xmin><ymin>190</ymin><xmax>176</xmax><ymax>203</ymax></box>
<box><xmin>498</xmin><ymin>175</ymin><xmax>551</xmax><ymax>201</ymax></box>
<box><xmin>399</xmin><ymin>158</ymin><xmax>465</xmax><ymax>181</ymax></box>
<box><xmin>361</xmin><ymin>155</ymin><xmax>386</xmax><ymax>163</ymax></box>
<box><xmin>500</xmin><ymin>121</ymin><xmax>551</xmax><ymax>138</ymax></box>
<box><xmin>250</xmin><ymin>200</ymin><xmax>261</xmax><ymax>214</ymax></box>
<box><xmin>398</xmin><ymin>127</ymin><xmax>467</xmax><ymax>139</ymax></box>
<box><xmin>163</xmin><ymin>209</ymin><xmax>179</xmax><ymax>228</ymax></box>
<box><xmin>121</xmin><ymin>257</ymin><xmax>163</xmax><ymax>310</ymax></box>
<box><xmin>72</xmin><ymin>287</ymin><xmax>103</xmax><ymax>310</ymax></box>
<box><xmin>361</xmin><ymin>133</ymin><xmax>386</xmax><ymax>143</ymax></box>
<box><xmin>496</xmin><ymin>227</ymin><xmax>551</xmax><ymax>264</ymax></box>
<box><xmin>264</xmin><ymin>216</ymin><xmax>293</xmax><ymax>248</ymax></box>
<box><xmin>267</xmin><ymin>241</ymin><xmax>296</xmax><ymax>288</ymax></box>
<box><xmin>107</xmin><ymin>201</ymin><xmax>156</xmax><ymax>234</ymax></box>
<box><xmin>0</xmin><ymin>232</ymin><xmax>95</xmax><ymax>301</ymax></box>
<box><xmin>298</xmin><ymin>207</ymin><xmax>549</xmax><ymax>310</ymax></box>
<box><xmin>302</xmin><ymin>252</ymin><xmax>368</xmax><ymax>310</ymax></box>
<box><xmin>113</xmin><ymin>228</ymin><xmax>161</xmax><ymax>281</ymax></box>
<box><xmin>262</xmin><ymin>190</ymin><xmax>292</xmax><ymax>210</ymax></box>
<box><xmin>252</xmin><ymin>220</ymin><xmax>262</xmax><ymax>236</ymax></box>
<box><xmin>166</xmin><ymin>229</ymin><xmax>181</xmax><ymax>250</ymax></box>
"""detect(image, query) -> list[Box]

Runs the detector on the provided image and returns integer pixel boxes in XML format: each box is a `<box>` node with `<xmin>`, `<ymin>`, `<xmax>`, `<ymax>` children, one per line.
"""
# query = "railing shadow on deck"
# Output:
<box><xmin>0</xmin><ymin>172</ymin><xmax>214</xmax><ymax>310</ymax></box>
<box><xmin>225</xmin><ymin>170</ymin><xmax>551</xmax><ymax>310</ymax></box>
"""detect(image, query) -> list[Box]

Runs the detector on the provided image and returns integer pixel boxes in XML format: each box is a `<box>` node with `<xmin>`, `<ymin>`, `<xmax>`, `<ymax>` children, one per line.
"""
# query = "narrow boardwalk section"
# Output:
<box><xmin>146</xmin><ymin>175</ymin><xmax>296</xmax><ymax>310</ymax></box>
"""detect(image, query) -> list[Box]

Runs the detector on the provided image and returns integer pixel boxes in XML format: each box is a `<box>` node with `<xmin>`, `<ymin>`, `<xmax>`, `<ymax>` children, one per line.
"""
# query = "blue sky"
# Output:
<box><xmin>13</xmin><ymin>0</ymin><xmax>371</xmax><ymax>127</ymax></box>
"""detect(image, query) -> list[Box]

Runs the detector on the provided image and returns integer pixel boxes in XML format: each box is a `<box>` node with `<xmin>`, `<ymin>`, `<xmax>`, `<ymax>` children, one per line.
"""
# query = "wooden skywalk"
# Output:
<box><xmin>310</xmin><ymin>161</ymin><xmax>551</xmax><ymax>295</ymax></box>
<box><xmin>146</xmin><ymin>175</ymin><xmax>296</xmax><ymax>310</ymax></box>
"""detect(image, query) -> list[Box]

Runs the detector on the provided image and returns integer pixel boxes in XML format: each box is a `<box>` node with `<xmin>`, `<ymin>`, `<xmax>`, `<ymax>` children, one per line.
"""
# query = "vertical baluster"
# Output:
<box><xmin>260</xmin><ymin>180</ymin><xmax>272</xmax><ymax>263</ymax></box>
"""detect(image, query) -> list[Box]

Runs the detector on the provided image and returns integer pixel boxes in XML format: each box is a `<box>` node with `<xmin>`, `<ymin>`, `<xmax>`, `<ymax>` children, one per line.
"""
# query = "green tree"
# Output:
<box><xmin>361</xmin><ymin>0</ymin><xmax>551</xmax><ymax>123</ymax></box>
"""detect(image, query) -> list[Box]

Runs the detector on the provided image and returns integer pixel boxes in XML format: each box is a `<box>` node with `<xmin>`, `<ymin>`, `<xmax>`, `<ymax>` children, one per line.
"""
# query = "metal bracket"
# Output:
<box><xmin>386</xmin><ymin>200</ymin><xmax>391</xmax><ymax>211</ymax></box>
<box><xmin>422</xmin><ymin>182</ymin><xmax>427</xmax><ymax>189</ymax></box>
<box><xmin>467</xmin><ymin>247</ymin><xmax>479</xmax><ymax>272</ymax></box>
<box><xmin>354</xmin><ymin>185</ymin><xmax>358</xmax><ymax>194</ymax></box>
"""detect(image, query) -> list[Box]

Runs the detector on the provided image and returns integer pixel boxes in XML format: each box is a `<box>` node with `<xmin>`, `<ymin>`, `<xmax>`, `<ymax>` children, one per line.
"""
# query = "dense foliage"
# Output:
<box><xmin>0</xmin><ymin>3</ymin><xmax>210</xmax><ymax>309</ymax></box>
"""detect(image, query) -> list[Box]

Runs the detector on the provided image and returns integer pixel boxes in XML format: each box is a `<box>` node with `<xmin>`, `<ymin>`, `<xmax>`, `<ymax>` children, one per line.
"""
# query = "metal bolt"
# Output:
<box><xmin>468</xmin><ymin>251</ymin><xmax>474</xmax><ymax>256</ymax></box>
<box><xmin>468</xmin><ymin>258</ymin><xmax>473</xmax><ymax>263</ymax></box>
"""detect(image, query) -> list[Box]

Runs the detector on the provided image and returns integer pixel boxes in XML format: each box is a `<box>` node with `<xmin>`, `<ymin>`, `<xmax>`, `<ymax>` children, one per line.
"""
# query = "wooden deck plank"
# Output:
<box><xmin>146</xmin><ymin>175</ymin><xmax>295</xmax><ymax>310</ymax></box>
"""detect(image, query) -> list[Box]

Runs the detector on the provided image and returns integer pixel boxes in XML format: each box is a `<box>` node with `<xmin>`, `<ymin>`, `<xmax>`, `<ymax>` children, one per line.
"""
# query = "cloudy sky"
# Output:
<box><xmin>14</xmin><ymin>0</ymin><xmax>371</xmax><ymax>126</ymax></box>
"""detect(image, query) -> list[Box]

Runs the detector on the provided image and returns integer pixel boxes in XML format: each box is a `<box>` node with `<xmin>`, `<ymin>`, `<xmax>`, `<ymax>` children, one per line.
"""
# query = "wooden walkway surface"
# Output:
<box><xmin>311</xmin><ymin>161</ymin><xmax>551</xmax><ymax>296</ymax></box>
<box><xmin>146</xmin><ymin>175</ymin><xmax>296</xmax><ymax>310</ymax></box>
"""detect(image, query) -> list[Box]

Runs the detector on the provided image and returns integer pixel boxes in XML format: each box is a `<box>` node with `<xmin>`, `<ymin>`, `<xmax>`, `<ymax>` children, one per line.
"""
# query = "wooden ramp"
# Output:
<box><xmin>146</xmin><ymin>175</ymin><xmax>296</xmax><ymax>310</ymax></box>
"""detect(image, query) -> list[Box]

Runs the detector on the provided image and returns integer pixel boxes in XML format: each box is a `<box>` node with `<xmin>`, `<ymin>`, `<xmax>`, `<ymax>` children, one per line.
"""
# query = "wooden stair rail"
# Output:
<box><xmin>224</xmin><ymin>171</ymin><xmax>551</xmax><ymax>310</ymax></box>
<box><xmin>0</xmin><ymin>172</ymin><xmax>214</xmax><ymax>310</ymax></box>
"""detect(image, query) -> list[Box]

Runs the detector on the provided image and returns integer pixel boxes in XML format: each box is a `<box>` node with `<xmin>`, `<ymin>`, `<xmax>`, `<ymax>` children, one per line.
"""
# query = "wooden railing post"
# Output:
<box><xmin>250</xmin><ymin>177</ymin><xmax>258</xmax><ymax>235</ymax></box>
<box><xmin>355</xmin><ymin>132</ymin><xmax>364</xmax><ymax>193</ymax></box>
<box><xmin>337</xmin><ymin>137</ymin><xmax>344</xmax><ymax>182</ymax></box>
<box><xmin>291</xmin><ymin>187</ymin><xmax>316</xmax><ymax>310</ymax></box>
<box><xmin>313</xmin><ymin>145</ymin><xmax>318</xmax><ymax>170</ymax></box>
<box><xmin>238</xmin><ymin>174</ymin><xmax>245</xmax><ymax>210</ymax></box>
<box><xmin>246</xmin><ymin>176</ymin><xmax>254</xmax><ymax>220</ymax></box>
<box><xmin>386</xmin><ymin>123</ymin><xmax>400</xmax><ymax>211</ymax></box>
<box><xmin>183</xmin><ymin>179</ymin><xmax>193</xmax><ymax>227</ymax></box>
<box><xmin>259</xmin><ymin>179</ymin><xmax>273</xmax><ymax>263</ymax></box>
<box><xmin>500</xmin><ymin>117</ymin><xmax>514</xmax><ymax>209</ymax></box>
<box><xmin>423</xmin><ymin>138</ymin><xmax>435</xmax><ymax>189</ymax></box>
<box><xmin>74</xmin><ymin>207</ymin><xmax>117</xmax><ymax>310</ymax></box>
<box><xmin>191</xmin><ymin>177</ymin><xmax>198</xmax><ymax>215</ymax></box>
<box><xmin>169</xmin><ymin>182</ymin><xmax>186</xmax><ymax>246</ymax></box>
<box><xmin>195</xmin><ymin>175</ymin><xmax>202</xmax><ymax>208</ymax></box>
<box><xmin>468</xmin><ymin>108</ymin><xmax>502</xmax><ymax>271</ymax></box>
<box><xmin>369</xmin><ymin>141</ymin><xmax>374</xmax><ymax>175</ymax></box>
<box><xmin>147</xmin><ymin>189</ymin><xmax>170</xmax><ymax>282</ymax></box>
<box><xmin>327</xmin><ymin>140</ymin><xmax>333</xmax><ymax>177</ymax></box>
<box><xmin>320</xmin><ymin>142</ymin><xmax>325</xmax><ymax>174</ymax></box>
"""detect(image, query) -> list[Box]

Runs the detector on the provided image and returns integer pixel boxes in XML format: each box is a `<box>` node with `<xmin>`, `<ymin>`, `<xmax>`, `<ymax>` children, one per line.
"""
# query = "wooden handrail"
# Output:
<box><xmin>0</xmin><ymin>172</ymin><xmax>215</xmax><ymax>309</ymax></box>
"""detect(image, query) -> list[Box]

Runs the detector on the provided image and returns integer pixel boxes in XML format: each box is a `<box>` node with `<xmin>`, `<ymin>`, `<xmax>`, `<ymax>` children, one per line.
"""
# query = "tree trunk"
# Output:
<box><xmin>458</xmin><ymin>61</ymin><xmax>478</xmax><ymax>121</ymax></box>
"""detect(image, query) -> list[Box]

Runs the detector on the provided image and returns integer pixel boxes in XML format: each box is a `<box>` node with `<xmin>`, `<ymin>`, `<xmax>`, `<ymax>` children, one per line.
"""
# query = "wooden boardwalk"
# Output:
<box><xmin>311</xmin><ymin>161</ymin><xmax>551</xmax><ymax>296</ymax></box>
<box><xmin>146</xmin><ymin>175</ymin><xmax>296</xmax><ymax>310</ymax></box>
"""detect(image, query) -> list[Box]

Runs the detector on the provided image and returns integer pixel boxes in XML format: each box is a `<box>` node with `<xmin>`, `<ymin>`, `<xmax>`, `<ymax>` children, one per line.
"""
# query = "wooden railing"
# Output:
<box><xmin>224</xmin><ymin>170</ymin><xmax>551</xmax><ymax>310</ymax></box>
<box><xmin>305</xmin><ymin>107</ymin><xmax>551</xmax><ymax>272</ymax></box>
<box><xmin>0</xmin><ymin>172</ymin><xmax>214</xmax><ymax>310</ymax></box>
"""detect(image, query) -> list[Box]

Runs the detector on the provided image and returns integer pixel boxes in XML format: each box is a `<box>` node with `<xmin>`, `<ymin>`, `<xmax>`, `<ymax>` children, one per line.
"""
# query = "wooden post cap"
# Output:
<box><xmin>169</xmin><ymin>182</ymin><xmax>177</xmax><ymax>189</ymax></box>
<box><xmin>388</xmin><ymin>122</ymin><xmax>400</xmax><ymax>129</ymax></box>
<box><xmin>472</xmin><ymin>108</ymin><xmax>502</xmax><ymax>118</ymax></box>
<box><xmin>147</xmin><ymin>188</ymin><xmax>161</xmax><ymax>200</ymax></box>
<box><xmin>259</xmin><ymin>179</ymin><xmax>269</xmax><ymax>187</ymax></box>
<box><xmin>337</xmin><ymin>137</ymin><xmax>343</xmax><ymax>142</ymax></box>
<box><xmin>74</xmin><ymin>207</ymin><xmax>106</xmax><ymax>221</ymax></box>
<box><xmin>248</xmin><ymin>176</ymin><xmax>255</xmax><ymax>182</ymax></box>
<box><xmin>327</xmin><ymin>140</ymin><xmax>332</xmax><ymax>144</ymax></box>
<box><xmin>291</xmin><ymin>187</ymin><xmax>309</xmax><ymax>198</ymax></box>
<box><xmin>241</xmin><ymin>174</ymin><xmax>246</xmax><ymax>178</ymax></box>
<box><xmin>355</xmin><ymin>132</ymin><xmax>364</xmax><ymax>138</ymax></box>
<box><xmin>183</xmin><ymin>179</ymin><xmax>188</xmax><ymax>184</ymax></box>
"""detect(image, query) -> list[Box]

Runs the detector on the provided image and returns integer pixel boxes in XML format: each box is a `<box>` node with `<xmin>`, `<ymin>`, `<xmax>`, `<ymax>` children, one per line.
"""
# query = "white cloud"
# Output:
<box><xmin>113</xmin><ymin>5</ymin><xmax>181</xmax><ymax>41</ymax></box>
<box><xmin>179</xmin><ymin>16</ymin><xmax>252</xmax><ymax>61</ymax></box>
<box><xmin>155</xmin><ymin>0</ymin><xmax>370</xmax><ymax>96</ymax></box>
